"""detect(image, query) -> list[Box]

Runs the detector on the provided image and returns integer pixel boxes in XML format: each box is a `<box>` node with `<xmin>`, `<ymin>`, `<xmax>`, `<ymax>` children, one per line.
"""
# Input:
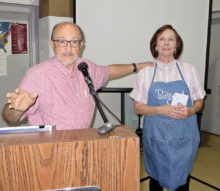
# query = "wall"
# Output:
<box><xmin>213</xmin><ymin>0</ymin><xmax>220</xmax><ymax>12</ymax></box>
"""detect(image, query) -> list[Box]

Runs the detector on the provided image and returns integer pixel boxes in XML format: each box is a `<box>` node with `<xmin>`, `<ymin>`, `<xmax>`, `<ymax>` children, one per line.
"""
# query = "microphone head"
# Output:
<box><xmin>78</xmin><ymin>62</ymin><xmax>88</xmax><ymax>71</ymax></box>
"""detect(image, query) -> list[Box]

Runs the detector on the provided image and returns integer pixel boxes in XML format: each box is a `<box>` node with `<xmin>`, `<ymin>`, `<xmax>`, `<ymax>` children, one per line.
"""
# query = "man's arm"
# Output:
<box><xmin>108</xmin><ymin>62</ymin><xmax>153</xmax><ymax>79</ymax></box>
<box><xmin>2</xmin><ymin>103</ymin><xmax>25</xmax><ymax>123</ymax></box>
<box><xmin>1</xmin><ymin>88</ymin><xmax>38</xmax><ymax>124</ymax></box>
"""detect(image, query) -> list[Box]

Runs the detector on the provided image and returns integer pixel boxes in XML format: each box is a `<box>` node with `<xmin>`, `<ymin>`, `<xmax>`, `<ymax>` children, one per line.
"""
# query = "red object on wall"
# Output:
<box><xmin>11</xmin><ymin>23</ymin><xmax>28</xmax><ymax>54</ymax></box>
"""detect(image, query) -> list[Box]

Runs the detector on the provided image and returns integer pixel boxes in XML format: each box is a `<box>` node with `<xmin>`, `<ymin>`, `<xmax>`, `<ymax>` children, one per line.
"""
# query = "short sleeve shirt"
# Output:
<box><xmin>19</xmin><ymin>56</ymin><xmax>110</xmax><ymax>130</ymax></box>
<box><xmin>130</xmin><ymin>60</ymin><xmax>206</xmax><ymax>104</ymax></box>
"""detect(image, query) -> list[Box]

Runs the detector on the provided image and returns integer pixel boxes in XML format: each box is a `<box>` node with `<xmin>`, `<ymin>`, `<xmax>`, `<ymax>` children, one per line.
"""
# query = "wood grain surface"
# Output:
<box><xmin>0</xmin><ymin>125</ymin><xmax>139</xmax><ymax>191</ymax></box>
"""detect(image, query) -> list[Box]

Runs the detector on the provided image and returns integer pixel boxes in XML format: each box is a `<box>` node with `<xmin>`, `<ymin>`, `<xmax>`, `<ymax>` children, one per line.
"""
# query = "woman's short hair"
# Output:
<box><xmin>150</xmin><ymin>24</ymin><xmax>183</xmax><ymax>59</ymax></box>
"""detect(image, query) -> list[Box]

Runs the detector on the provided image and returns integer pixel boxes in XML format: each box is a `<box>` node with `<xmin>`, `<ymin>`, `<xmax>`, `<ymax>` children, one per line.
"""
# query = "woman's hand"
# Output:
<box><xmin>134</xmin><ymin>101</ymin><xmax>203</xmax><ymax>119</ymax></box>
<box><xmin>159</xmin><ymin>104</ymin><xmax>189</xmax><ymax>119</ymax></box>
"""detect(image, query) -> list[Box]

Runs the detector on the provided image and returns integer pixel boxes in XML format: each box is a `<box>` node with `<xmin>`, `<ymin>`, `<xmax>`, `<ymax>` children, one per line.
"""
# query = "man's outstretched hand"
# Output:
<box><xmin>7</xmin><ymin>88</ymin><xmax>38</xmax><ymax>111</ymax></box>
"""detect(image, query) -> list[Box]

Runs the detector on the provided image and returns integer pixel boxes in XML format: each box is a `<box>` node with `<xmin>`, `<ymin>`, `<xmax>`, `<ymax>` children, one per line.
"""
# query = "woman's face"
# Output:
<box><xmin>156</xmin><ymin>29</ymin><xmax>177</xmax><ymax>59</ymax></box>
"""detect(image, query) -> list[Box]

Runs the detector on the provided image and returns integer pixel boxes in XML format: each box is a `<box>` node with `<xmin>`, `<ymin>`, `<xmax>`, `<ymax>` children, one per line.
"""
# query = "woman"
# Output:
<box><xmin>130</xmin><ymin>25</ymin><xmax>206</xmax><ymax>191</ymax></box>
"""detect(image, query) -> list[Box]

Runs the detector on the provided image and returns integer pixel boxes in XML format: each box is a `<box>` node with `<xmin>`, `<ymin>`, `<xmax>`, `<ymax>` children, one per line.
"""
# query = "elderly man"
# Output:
<box><xmin>2</xmin><ymin>22</ymin><xmax>152</xmax><ymax>130</ymax></box>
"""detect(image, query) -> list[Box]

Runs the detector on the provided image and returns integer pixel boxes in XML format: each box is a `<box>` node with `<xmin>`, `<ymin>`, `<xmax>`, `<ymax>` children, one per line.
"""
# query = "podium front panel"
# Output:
<box><xmin>0</xmin><ymin>126</ymin><xmax>139</xmax><ymax>191</ymax></box>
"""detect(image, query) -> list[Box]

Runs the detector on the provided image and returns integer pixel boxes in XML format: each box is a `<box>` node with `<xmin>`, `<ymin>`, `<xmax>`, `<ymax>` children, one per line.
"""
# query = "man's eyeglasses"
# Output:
<box><xmin>52</xmin><ymin>39</ymin><xmax>82</xmax><ymax>47</ymax></box>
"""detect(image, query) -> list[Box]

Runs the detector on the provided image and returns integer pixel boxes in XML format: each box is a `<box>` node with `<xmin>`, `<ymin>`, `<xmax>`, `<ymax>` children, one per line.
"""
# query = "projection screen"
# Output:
<box><xmin>76</xmin><ymin>0</ymin><xmax>210</xmax><ymax>88</ymax></box>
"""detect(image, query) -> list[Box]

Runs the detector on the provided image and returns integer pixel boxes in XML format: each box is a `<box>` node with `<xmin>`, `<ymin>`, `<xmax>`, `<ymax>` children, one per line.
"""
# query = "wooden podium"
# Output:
<box><xmin>0</xmin><ymin>125</ymin><xmax>140</xmax><ymax>191</ymax></box>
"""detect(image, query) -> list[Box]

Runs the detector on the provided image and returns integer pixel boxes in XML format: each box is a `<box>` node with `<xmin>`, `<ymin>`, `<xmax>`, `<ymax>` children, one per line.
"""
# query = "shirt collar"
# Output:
<box><xmin>156</xmin><ymin>59</ymin><xmax>176</xmax><ymax>69</ymax></box>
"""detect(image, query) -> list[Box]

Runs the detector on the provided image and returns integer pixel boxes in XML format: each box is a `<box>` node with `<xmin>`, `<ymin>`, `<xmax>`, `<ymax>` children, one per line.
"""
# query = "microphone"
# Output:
<box><xmin>78</xmin><ymin>62</ymin><xmax>93</xmax><ymax>88</ymax></box>
<box><xmin>78</xmin><ymin>62</ymin><xmax>115</xmax><ymax>135</ymax></box>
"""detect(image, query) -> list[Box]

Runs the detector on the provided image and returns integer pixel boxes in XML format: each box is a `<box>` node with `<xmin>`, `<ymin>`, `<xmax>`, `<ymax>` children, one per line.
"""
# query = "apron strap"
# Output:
<box><xmin>176</xmin><ymin>62</ymin><xmax>193</xmax><ymax>105</ymax></box>
<box><xmin>176</xmin><ymin>62</ymin><xmax>185</xmax><ymax>81</ymax></box>
<box><xmin>151</xmin><ymin>62</ymin><xmax>158</xmax><ymax>84</ymax></box>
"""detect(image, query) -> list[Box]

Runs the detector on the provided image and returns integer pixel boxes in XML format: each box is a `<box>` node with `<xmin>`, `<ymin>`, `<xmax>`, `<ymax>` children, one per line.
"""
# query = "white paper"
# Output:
<box><xmin>171</xmin><ymin>93</ymin><xmax>188</xmax><ymax>106</ymax></box>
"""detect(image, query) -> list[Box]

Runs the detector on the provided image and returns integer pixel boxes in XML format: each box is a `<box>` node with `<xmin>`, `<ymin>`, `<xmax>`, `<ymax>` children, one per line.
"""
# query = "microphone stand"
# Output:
<box><xmin>85</xmin><ymin>78</ymin><xmax>115</xmax><ymax>135</ymax></box>
<box><xmin>90</xmin><ymin>89</ymin><xmax>108</xmax><ymax>123</ymax></box>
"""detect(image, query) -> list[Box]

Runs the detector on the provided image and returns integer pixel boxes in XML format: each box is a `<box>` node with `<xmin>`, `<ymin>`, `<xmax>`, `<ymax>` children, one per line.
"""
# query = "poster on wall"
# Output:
<box><xmin>0</xmin><ymin>22</ymin><xmax>28</xmax><ymax>76</ymax></box>
<box><xmin>11</xmin><ymin>23</ymin><xmax>27</xmax><ymax>54</ymax></box>
<box><xmin>0</xmin><ymin>22</ymin><xmax>11</xmax><ymax>76</ymax></box>
<box><xmin>0</xmin><ymin>21</ymin><xmax>11</xmax><ymax>55</ymax></box>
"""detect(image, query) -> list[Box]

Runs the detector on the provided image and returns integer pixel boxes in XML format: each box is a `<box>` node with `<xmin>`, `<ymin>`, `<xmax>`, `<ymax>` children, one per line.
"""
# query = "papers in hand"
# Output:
<box><xmin>0</xmin><ymin>125</ymin><xmax>53</xmax><ymax>134</ymax></box>
<box><xmin>171</xmin><ymin>93</ymin><xmax>188</xmax><ymax>106</ymax></box>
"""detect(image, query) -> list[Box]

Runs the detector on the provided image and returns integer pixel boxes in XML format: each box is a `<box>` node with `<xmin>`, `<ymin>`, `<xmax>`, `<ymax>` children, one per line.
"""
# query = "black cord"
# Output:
<box><xmin>91</xmin><ymin>91</ymin><xmax>122</xmax><ymax>124</ymax></box>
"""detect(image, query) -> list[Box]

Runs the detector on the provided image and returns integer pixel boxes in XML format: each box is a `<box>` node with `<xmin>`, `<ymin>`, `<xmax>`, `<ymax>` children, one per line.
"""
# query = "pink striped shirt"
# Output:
<box><xmin>19</xmin><ymin>56</ymin><xmax>110</xmax><ymax>130</ymax></box>
<box><xmin>130</xmin><ymin>60</ymin><xmax>206</xmax><ymax>104</ymax></box>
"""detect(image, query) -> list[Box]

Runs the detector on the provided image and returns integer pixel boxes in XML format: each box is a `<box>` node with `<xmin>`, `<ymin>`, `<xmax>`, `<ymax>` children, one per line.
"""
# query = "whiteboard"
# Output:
<box><xmin>76</xmin><ymin>0</ymin><xmax>210</xmax><ymax>88</ymax></box>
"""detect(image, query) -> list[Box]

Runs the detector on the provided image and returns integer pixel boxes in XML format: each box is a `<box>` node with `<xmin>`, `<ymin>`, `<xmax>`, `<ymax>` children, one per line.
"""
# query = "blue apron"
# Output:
<box><xmin>142</xmin><ymin>62</ymin><xmax>200</xmax><ymax>191</ymax></box>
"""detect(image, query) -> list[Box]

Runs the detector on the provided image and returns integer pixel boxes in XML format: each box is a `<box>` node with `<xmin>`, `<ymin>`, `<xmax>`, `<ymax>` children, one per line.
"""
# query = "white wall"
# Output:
<box><xmin>213</xmin><ymin>0</ymin><xmax>220</xmax><ymax>12</ymax></box>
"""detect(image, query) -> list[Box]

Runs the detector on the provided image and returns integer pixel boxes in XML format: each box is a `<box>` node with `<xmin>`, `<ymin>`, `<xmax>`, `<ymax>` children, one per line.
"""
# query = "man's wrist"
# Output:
<box><xmin>132</xmin><ymin>63</ymin><xmax>137</xmax><ymax>72</ymax></box>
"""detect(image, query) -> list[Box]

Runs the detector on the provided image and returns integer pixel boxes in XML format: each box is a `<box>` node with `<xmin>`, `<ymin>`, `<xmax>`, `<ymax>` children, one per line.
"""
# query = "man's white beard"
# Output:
<box><xmin>56</xmin><ymin>55</ymin><xmax>79</xmax><ymax>65</ymax></box>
